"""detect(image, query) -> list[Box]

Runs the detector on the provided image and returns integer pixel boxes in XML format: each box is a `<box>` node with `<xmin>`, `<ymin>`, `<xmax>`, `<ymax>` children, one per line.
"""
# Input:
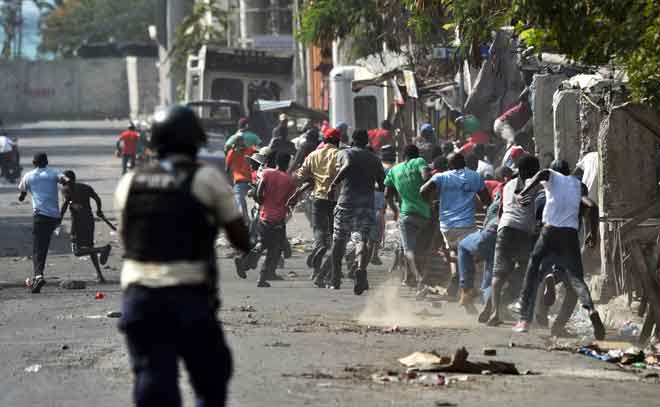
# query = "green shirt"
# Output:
<box><xmin>224</xmin><ymin>130</ymin><xmax>262</xmax><ymax>152</ymax></box>
<box><xmin>384</xmin><ymin>157</ymin><xmax>431</xmax><ymax>219</ymax></box>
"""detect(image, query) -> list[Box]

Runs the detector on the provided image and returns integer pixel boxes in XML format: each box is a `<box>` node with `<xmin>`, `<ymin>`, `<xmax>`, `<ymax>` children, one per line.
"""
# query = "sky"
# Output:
<box><xmin>0</xmin><ymin>1</ymin><xmax>44</xmax><ymax>59</ymax></box>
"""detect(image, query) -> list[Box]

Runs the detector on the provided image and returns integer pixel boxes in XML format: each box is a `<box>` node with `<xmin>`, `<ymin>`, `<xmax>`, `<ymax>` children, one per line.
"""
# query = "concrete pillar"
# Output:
<box><xmin>553</xmin><ymin>89</ymin><xmax>580</xmax><ymax>168</ymax></box>
<box><xmin>531</xmin><ymin>73</ymin><xmax>566</xmax><ymax>168</ymax></box>
<box><xmin>126</xmin><ymin>57</ymin><xmax>139</xmax><ymax>119</ymax></box>
<box><xmin>158</xmin><ymin>0</ymin><xmax>186</xmax><ymax>106</ymax></box>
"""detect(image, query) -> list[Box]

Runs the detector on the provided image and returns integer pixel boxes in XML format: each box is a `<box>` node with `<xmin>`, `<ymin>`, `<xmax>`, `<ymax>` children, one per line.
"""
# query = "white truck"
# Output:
<box><xmin>329</xmin><ymin>66</ymin><xmax>386</xmax><ymax>131</ymax></box>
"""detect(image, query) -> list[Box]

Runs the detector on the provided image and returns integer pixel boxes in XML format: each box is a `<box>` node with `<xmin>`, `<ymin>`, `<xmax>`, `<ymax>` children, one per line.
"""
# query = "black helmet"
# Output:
<box><xmin>150</xmin><ymin>105</ymin><xmax>207</xmax><ymax>157</ymax></box>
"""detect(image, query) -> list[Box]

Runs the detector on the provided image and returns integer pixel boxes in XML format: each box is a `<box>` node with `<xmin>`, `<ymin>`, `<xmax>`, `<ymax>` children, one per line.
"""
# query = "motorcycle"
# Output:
<box><xmin>0</xmin><ymin>120</ymin><xmax>22</xmax><ymax>183</ymax></box>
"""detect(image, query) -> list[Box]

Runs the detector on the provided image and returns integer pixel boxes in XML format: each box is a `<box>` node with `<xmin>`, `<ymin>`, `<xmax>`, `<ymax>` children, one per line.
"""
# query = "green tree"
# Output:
<box><xmin>39</xmin><ymin>0</ymin><xmax>157</xmax><ymax>57</ymax></box>
<box><xmin>297</xmin><ymin>0</ymin><xmax>449</xmax><ymax>62</ymax></box>
<box><xmin>512</xmin><ymin>0</ymin><xmax>660</xmax><ymax>109</ymax></box>
<box><xmin>168</xmin><ymin>1</ymin><xmax>227</xmax><ymax>74</ymax></box>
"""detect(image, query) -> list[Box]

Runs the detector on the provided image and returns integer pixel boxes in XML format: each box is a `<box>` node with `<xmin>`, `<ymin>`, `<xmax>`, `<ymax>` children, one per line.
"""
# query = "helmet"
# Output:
<box><xmin>150</xmin><ymin>105</ymin><xmax>207</xmax><ymax>156</ymax></box>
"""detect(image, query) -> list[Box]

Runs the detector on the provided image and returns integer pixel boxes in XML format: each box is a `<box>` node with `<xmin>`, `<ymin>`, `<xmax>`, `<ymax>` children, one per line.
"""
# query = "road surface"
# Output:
<box><xmin>0</xmin><ymin>124</ymin><xmax>657</xmax><ymax>407</ymax></box>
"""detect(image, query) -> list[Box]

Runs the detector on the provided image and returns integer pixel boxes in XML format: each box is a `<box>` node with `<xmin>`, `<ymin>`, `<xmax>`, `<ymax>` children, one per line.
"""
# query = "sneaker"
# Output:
<box><xmin>234</xmin><ymin>258</ymin><xmax>247</xmax><ymax>279</ymax></box>
<box><xmin>257</xmin><ymin>280</ymin><xmax>271</xmax><ymax>288</ymax></box>
<box><xmin>512</xmin><ymin>321</ymin><xmax>529</xmax><ymax>333</ymax></box>
<box><xmin>31</xmin><ymin>275</ymin><xmax>46</xmax><ymax>294</ymax></box>
<box><xmin>543</xmin><ymin>273</ymin><xmax>556</xmax><ymax>306</ymax></box>
<box><xmin>478</xmin><ymin>302</ymin><xmax>492</xmax><ymax>323</ymax></box>
<box><xmin>354</xmin><ymin>270</ymin><xmax>369</xmax><ymax>296</ymax></box>
<box><xmin>589</xmin><ymin>310</ymin><xmax>606</xmax><ymax>340</ymax></box>
<box><xmin>100</xmin><ymin>245</ymin><xmax>112</xmax><ymax>265</ymax></box>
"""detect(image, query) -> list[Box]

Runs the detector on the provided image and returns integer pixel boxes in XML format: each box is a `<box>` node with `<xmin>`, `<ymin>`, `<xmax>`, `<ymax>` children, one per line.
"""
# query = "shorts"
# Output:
<box><xmin>442</xmin><ymin>227</ymin><xmax>477</xmax><ymax>250</ymax></box>
<box><xmin>399</xmin><ymin>214</ymin><xmax>430</xmax><ymax>252</ymax></box>
<box><xmin>333</xmin><ymin>206</ymin><xmax>376</xmax><ymax>242</ymax></box>
<box><xmin>492</xmin><ymin>226</ymin><xmax>535</xmax><ymax>276</ymax></box>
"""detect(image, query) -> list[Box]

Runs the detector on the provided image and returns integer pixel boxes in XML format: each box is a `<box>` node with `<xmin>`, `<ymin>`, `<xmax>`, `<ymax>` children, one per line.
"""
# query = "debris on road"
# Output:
<box><xmin>24</xmin><ymin>364</ymin><xmax>42</xmax><ymax>373</ymax></box>
<box><xmin>94</xmin><ymin>291</ymin><xmax>105</xmax><ymax>300</ymax></box>
<box><xmin>435</xmin><ymin>402</ymin><xmax>458</xmax><ymax>407</ymax></box>
<box><xmin>399</xmin><ymin>352</ymin><xmax>450</xmax><ymax>367</ymax></box>
<box><xmin>576</xmin><ymin>342</ymin><xmax>660</xmax><ymax>370</ymax></box>
<box><xmin>400</xmin><ymin>347</ymin><xmax>520</xmax><ymax>375</ymax></box>
<box><xmin>60</xmin><ymin>280</ymin><xmax>86</xmax><ymax>289</ymax></box>
<box><xmin>483</xmin><ymin>348</ymin><xmax>497</xmax><ymax>356</ymax></box>
<box><xmin>266</xmin><ymin>341</ymin><xmax>291</xmax><ymax>348</ymax></box>
<box><xmin>106</xmin><ymin>311</ymin><xmax>122</xmax><ymax>318</ymax></box>
<box><xmin>383</xmin><ymin>325</ymin><xmax>405</xmax><ymax>334</ymax></box>
<box><xmin>239</xmin><ymin>305</ymin><xmax>256</xmax><ymax>312</ymax></box>
<box><xmin>287</xmin><ymin>271</ymin><xmax>298</xmax><ymax>278</ymax></box>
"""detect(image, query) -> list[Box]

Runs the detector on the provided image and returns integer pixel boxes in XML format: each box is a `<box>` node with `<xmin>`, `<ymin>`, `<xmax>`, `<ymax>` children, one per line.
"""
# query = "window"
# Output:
<box><xmin>211</xmin><ymin>78</ymin><xmax>243</xmax><ymax>105</ymax></box>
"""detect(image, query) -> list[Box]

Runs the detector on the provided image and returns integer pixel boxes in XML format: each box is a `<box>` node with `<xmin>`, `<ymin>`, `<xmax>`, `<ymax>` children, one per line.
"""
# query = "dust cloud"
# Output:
<box><xmin>355</xmin><ymin>278</ymin><xmax>479</xmax><ymax>329</ymax></box>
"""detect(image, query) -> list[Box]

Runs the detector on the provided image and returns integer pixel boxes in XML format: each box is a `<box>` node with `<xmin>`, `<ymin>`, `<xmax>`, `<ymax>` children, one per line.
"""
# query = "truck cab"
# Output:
<box><xmin>329</xmin><ymin>66</ymin><xmax>385</xmax><ymax>131</ymax></box>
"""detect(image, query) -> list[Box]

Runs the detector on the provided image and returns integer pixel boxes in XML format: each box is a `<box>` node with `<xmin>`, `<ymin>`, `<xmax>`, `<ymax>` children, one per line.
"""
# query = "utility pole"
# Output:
<box><xmin>157</xmin><ymin>0</ymin><xmax>186</xmax><ymax>106</ymax></box>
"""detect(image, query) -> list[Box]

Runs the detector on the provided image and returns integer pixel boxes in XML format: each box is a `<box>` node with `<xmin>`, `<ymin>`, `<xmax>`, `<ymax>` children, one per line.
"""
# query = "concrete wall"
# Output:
<box><xmin>598</xmin><ymin>106</ymin><xmax>658</xmax><ymax>218</ymax></box>
<box><xmin>532</xmin><ymin>73</ymin><xmax>566</xmax><ymax>168</ymax></box>
<box><xmin>0</xmin><ymin>57</ymin><xmax>157</xmax><ymax>121</ymax></box>
<box><xmin>553</xmin><ymin>89</ymin><xmax>580</xmax><ymax>167</ymax></box>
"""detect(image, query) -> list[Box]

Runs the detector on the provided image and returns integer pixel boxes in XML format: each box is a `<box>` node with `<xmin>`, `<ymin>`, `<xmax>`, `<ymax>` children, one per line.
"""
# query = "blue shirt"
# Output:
<box><xmin>19</xmin><ymin>167</ymin><xmax>61</xmax><ymax>218</ymax></box>
<box><xmin>432</xmin><ymin>168</ymin><xmax>485</xmax><ymax>231</ymax></box>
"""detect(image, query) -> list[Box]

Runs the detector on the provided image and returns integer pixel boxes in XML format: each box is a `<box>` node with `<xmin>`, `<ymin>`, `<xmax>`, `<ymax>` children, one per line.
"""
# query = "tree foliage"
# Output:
<box><xmin>39</xmin><ymin>0</ymin><xmax>157</xmax><ymax>57</ymax></box>
<box><xmin>297</xmin><ymin>0</ymin><xmax>449</xmax><ymax>62</ymax></box>
<box><xmin>168</xmin><ymin>1</ymin><xmax>227</xmax><ymax>74</ymax></box>
<box><xmin>512</xmin><ymin>0</ymin><xmax>660</xmax><ymax>108</ymax></box>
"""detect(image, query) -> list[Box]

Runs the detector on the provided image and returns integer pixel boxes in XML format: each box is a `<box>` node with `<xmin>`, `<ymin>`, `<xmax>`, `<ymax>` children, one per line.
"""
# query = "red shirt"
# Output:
<box><xmin>119</xmin><ymin>130</ymin><xmax>139</xmax><ymax>155</ymax></box>
<box><xmin>258</xmin><ymin>169</ymin><xmax>297</xmax><ymax>222</ymax></box>
<box><xmin>368</xmin><ymin>128</ymin><xmax>393</xmax><ymax>152</ymax></box>
<box><xmin>226</xmin><ymin>147</ymin><xmax>256</xmax><ymax>183</ymax></box>
<box><xmin>485</xmin><ymin>180</ymin><xmax>503</xmax><ymax>199</ymax></box>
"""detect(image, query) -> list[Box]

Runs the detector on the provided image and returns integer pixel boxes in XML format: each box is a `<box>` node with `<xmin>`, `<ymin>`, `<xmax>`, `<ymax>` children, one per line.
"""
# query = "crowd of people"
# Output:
<box><xmin>13</xmin><ymin>105</ymin><xmax>608</xmax><ymax>406</ymax></box>
<box><xmin>223</xmin><ymin>113</ymin><xmax>606</xmax><ymax>340</ymax></box>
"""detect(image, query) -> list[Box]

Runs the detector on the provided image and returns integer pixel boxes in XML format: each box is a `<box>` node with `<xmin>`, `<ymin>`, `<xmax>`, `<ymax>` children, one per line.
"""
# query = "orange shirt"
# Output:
<box><xmin>226</xmin><ymin>147</ymin><xmax>256</xmax><ymax>183</ymax></box>
<box><xmin>119</xmin><ymin>130</ymin><xmax>139</xmax><ymax>155</ymax></box>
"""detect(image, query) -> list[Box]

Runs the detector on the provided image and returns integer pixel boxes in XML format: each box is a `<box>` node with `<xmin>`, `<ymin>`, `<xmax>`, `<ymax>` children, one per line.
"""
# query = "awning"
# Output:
<box><xmin>254</xmin><ymin>100</ymin><xmax>329</xmax><ymax>121</ymax></box>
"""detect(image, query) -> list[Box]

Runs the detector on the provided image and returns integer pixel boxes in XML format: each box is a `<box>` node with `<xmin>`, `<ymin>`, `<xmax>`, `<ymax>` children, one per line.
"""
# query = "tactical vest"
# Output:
<box><xmin>122</xmin><ymin>159</ymin><xmax>217</xmax><ymax>263</ymax></box>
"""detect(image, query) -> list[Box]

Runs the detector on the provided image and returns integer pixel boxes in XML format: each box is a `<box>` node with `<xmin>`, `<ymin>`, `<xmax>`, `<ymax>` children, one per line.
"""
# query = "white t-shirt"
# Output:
<box><xmin>498</xmin><ymin>177</ymin><xmax>538</xmax><ymax>234</ymax></box>
<box><xmin>477</xmin><ymin>160</ymin><xmax>494</xmax><ymax>179</ymax></box>
<box><xmin>114</xmin><ymin>164</ymin><xmax>241</xmax><ymax>289</ymax></box>
<box><xmin>577</xmin><ymin>152</ymin><xmax>598</xmax><ymax>203</ymax></box>
<box><xmin>542</xmin><ymin>170</ymin><xmax>582</xmax><ymax>230</ymax></box>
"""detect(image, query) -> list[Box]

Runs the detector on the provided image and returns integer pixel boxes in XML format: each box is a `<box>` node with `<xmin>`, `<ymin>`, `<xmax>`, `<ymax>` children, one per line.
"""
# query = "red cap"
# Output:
<box><xmin>323</xmin><ymin>127</ymin><xmax>340</xmax><ymax>142</ymax></box>
<box><xmin>510</xmin><ymin>146</ymin><xmax>526</xmax><ymax>161</ymax></box>
<box><xmin>238</xmin><ymin>117</ymin><xmax>249</xmax><ymax>128</ymax></box>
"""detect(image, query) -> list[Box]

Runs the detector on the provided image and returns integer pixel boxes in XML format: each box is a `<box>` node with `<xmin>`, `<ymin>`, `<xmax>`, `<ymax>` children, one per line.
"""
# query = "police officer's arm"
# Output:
<box><xmin>194</xmin><ymin>167</ymin><xmax>251</xmax><ymax>253</ymax></box>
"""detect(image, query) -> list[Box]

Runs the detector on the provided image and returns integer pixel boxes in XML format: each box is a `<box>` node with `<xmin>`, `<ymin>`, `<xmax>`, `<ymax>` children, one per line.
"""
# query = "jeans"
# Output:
<box><xmin>122</xmin><ymin>154</ymin><xmax>136</xmax><ymax>175</ymax></box>
<box><xmin>119</xmin><ymin>284</ymin><xmax>232</xmax><ymax>407</ymax></box>
<box><xmin>233</xmin><ymin>182</ymin><xmax>251</xmax><ymax>220</ymax></box>
<box><xmin>520</xmin><ymin>226</ymin><xmax>595</xmax><ymax>322</ymax></box>
<box><xmin>308</xmin><ymin>199</ymin><xmax>335</xmax><ymax>268</ymax></box>
<box><xmin>32</xmin><ymin>214</ymin><xmax>59</xmax><ymax>277</ymax></box>
<box><xmin>457</xmin><ymin>228</ymin><xmax>496</xmax><ymax>301</ymax></box>
<box><xmin>399</xmin><ymin>214</ymin><xmax>429</xmax><ymax>252</ymax></box>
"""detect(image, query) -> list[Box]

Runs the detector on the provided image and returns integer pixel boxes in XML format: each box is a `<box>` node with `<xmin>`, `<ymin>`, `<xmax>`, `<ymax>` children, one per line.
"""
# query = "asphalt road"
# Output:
<box><xmin>0</xmin><ymin>124</ymin><xmax>658</xmax><ymax>407</ymax></box>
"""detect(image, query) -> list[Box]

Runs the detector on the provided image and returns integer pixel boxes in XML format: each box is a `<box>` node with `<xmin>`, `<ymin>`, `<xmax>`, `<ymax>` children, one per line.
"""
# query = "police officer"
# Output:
<box><xmin>115</xmin><ymin>105</ymin><xmax>250</xmax><ymax>407</ymax></box>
